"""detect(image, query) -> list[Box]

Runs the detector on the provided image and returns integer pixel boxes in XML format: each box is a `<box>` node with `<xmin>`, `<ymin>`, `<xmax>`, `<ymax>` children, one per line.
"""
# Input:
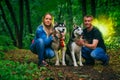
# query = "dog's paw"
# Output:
<box><xmin>74</xmin><ymin>64</ymin><xmax>78</xmax><ymax>67</ymax></box>
<box><xmin>79</xmin><ymin>63</ymin><xmax>84</xmax><ymax>66</ymax></box>
<box><xmin>62</xmin><ymin>61</ymin><xmax>66</xmax><ymax>66</ymax></box>
<box><xmin>55</xmin><ymin>63</ymin><xmax>60</xmax><ymax>66</ymax></box>
<box><xmin>62</xmin><ymin>63</ymin><xmax>66</xmax><ymax>66</ymax></box>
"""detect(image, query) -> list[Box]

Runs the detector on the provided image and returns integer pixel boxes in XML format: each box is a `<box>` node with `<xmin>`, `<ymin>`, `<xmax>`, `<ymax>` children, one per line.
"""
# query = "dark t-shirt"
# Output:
<box><xmin>83</xmin><ymin>27</ymin><xmax>106</xmax><ymax>52</ymax></box>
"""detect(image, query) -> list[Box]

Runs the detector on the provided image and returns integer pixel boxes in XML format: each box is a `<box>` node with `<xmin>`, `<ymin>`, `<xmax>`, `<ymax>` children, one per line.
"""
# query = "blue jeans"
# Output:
<box><xmin>30</xmin><ymin>38</ymin><xmax>55</xmax><ymax>64</ymax></box>
<box><xmin>82</xmin><ymin>47</ymin><xmax>108</xmax><ymax>63</ymax></box>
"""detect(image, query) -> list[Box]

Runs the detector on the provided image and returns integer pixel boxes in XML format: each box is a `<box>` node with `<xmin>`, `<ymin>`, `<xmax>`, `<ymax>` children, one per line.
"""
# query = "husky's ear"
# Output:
<box><xmin>80</xmin><ymin>23</ymin><xmax>84</xmax><ymax>29</ymax></box>
<box><xmin>73</xmin><ymin>24</ymin><xmax>77</xmax><ymax>29</ymax></box>
<box><xmin>54</xmin><ymin>22</ymin><xmax>58</xmax><ymax>27</ymax></box>
<box><xmin>64</xmin><ymin>20</ymin><xmax>66</xmax><ymax>25</ymax></box>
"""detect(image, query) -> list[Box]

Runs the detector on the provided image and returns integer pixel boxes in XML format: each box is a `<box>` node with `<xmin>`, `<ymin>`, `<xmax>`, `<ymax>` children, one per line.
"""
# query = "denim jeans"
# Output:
<box><xmin>30</xmin><ymin>38</ymin><xmax>55</xmax><ymax>64</ymax></box>
<box><xmin>82</xmin><ymin>47</ymin><xmax>108</xmax><ymax>63</ymax></box>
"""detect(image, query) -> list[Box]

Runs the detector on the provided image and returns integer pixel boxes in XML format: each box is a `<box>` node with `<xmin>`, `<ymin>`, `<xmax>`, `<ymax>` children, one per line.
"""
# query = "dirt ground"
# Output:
<box><xmin>43</xmin><ymin>65</ymin><xmax>117</xmax><ymax>80</ymax></box>
<box><xmin>4</xmin><ymin>49</ymin><xmax>120</xmax><ymax>80</ymax></box>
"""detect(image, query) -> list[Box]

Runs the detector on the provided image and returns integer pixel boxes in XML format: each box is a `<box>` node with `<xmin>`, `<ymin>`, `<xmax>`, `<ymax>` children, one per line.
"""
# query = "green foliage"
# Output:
<box><xmin>0</xmin><ymin>35</ymin><xmax>16</xmax><ymax>51</ymax></box>
<box><xmin>44</xmin><ymin>77</ymin><xmax>54</xmax><ymax>80</ymax></box>
<box><xmin>0</xmin><ymin>52</ymin><xmax>5</xmax><ymax>60</ymax></box>
<box><xmin>58</xmin><ymin>72</ymin><xmax>63</xmax><ymax>77</ymax></box>
<box><xmin>39</xmin><ymin>66</ymin><xmax>48</xmax><ymax>72</ymax></box>
<box><xmin>23</xmin><ymin>33</ymin><xmax>35</xmax><ymax>49</ymax></box>
<box><xmin>0</xmin><ymin>60</ymin><xmax>40</xmax><ymax>80</ymax></box>
<box><xmin>106</xmin><ymin>36</ymin><xmax>120</xmax><ymax>50</ymax></box>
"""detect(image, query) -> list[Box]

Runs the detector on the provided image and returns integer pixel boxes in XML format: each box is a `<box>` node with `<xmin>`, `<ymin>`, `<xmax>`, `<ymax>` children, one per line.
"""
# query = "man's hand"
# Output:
<box><xmin>75</xmin><ymin>39</ymin><xmax>85</xmax><ymax>46</ymax></box>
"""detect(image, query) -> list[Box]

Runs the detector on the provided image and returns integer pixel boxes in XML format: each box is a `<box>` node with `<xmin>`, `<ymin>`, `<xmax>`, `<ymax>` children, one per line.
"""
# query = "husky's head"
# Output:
<box><xmin>73</xmin><ymin>26</ymin><xmax>83</xmax><ymax>37</ymax></box>
<box><xmin>54</xmin><ymin>23</ymin><xmax>66</xmax><ymax>34</ymax></box>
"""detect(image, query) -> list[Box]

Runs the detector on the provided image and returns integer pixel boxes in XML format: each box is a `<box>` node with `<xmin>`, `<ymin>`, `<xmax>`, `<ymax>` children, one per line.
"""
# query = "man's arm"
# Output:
<box><xmin>75</xmin><ymin>39</ymin><xmax>98</xmax><ymax>49</ymax></box>
<box><xmin>84</xmin><ymin>39</ymin><xmax>98</xmax><ymax>49</ymax></box>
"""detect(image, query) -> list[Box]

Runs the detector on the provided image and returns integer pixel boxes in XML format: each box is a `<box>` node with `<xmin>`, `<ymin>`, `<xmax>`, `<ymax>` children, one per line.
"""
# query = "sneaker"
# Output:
<box><xmin>102</xmin><ymin>55</ymin><xmax>110</xmax><ymax>66</ymax></box>
<box><xmin>38</xmin><ymin>60</ymin><xmax>48</xmax><ymax>67</ymax></box>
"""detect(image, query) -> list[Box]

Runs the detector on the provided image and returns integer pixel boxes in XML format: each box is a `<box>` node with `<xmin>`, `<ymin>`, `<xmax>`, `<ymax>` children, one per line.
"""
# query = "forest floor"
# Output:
<box><xmin>4</xmin><ymin>49</ymin><xmax>120</xmax><ymax>80</ymax></box>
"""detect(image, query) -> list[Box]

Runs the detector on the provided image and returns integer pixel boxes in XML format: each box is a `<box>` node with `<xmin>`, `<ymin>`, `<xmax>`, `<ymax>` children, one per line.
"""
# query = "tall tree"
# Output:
<box><xmin>0</xmin><ymin>3</ymin><xmax>16</xmax><ymax>45</ymax></box>
<box><xmin>19</xmin><ymin>0</ymin><xmax>24</xmax><ymax>48</ymax></box>
<box><xmin>81</xmin><ymin>0</ymin><xmax>87</xmax><ymax>18</ymax></box>
<box><xmin>24</xmin><ymin>0</ymin><xmax>32</xmax><ymax>34</ymax></box>
<box><xmin>91</xmin><ymin>0</ymin><xmax>96</xmax><ymax>17</ymax></box>
<box><xmin>67</xmin><ymin>0</ymin><xmax>73</xmax><ymax>35</ymax></box>
<box><xmin>57</xmin><ymin>4</ymin><xmax>62</xmax><ymax>22</ymax></box>
<box><xmin>4</xmin><ymin>0</ymin><xmax>19</xmax><ymax>47</ymax></box>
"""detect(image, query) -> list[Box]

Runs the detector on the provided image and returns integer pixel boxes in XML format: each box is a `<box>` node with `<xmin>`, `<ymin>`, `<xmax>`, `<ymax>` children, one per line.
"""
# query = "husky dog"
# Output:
<box><xmin>51</xmin><ymin>23</ymin><xmax>67</xmax><ymax>66</ymax></box>
<box><xmin>66</xmin><ymin>25</ymin><xmax>83</xmax><ymax>67</ymax></box>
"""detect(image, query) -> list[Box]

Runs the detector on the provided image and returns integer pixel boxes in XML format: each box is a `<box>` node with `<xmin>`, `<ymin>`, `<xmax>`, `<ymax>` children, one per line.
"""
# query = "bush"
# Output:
<box><xmin>105</xmin><ymin>36</ymin><xmax>120</xmax><ymax>50</ymax></box>
<box><xmin>23</xmin><ymin>33</ymin><xmax>35</xmax><ymax>49</ymax></box>
<box><xmin>0</xmin><ymin>51</ymin><xmax>5</xmax><ymax>60</ymax></box>
<box><xmin>0</xmin><ymin>35</ymin><xmax>16</xmax><ymax>51</ymax></box>
<box><xmin>0</xmin><ymin>60</ymin><xmax>41</xmax><ymax>80</ymax></box>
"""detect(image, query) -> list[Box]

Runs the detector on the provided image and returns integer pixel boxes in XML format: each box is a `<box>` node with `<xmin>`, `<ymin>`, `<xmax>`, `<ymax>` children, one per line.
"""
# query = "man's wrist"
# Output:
<box><xmin>83</xmin><ymin>42</ymin><xmax>86</xmax><ymax>47</ymax></box>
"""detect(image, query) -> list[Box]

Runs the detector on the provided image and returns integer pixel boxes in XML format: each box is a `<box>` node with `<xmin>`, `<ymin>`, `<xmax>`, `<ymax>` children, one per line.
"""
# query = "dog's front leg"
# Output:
<box><xmin>79</xmin><ymin>50</ymin><xmax>83</xmax><ymax>66</ymax></box>
<box><xmin>55</xmin><ymin>50</ymin><xmax>60</xmax><ymax>65</ymax></box>
<box><xmin>61</xmin><ymin>47</ymin><xmax>66</xmax><ymax>66</ymax></box>
<box><xmin>71</xmin><ymin>50</ymin><xmax>78</xmax><ymax>67</ymax></box>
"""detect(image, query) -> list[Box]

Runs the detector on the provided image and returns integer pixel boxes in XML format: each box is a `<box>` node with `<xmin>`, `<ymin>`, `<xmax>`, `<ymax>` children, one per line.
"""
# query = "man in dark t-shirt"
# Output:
<box><xmin>76</xmin><ymin>15</ymin><xmax>109</xmax><ymax>66</ymax></box>
<box><xmin>83</xmin><ymin>27</ymin><xmax>106</xmax><ymax>52</ymax></box>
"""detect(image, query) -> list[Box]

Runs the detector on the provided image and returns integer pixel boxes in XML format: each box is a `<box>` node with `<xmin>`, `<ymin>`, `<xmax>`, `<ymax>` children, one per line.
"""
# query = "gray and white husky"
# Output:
<box><xmin>66</xmin><ymin>25</ymin><xmax>83</xmax><ymax>67</ymax></box>
<box><xmin>51</xmin><ymin>23</ymin><xmax>67</xmax><ymax>66</ymax></box>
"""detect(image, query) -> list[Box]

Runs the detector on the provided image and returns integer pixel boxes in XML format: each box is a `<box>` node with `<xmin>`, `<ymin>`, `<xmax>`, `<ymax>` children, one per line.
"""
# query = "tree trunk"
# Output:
<box><xmin>0</xmin><ymin>3</ymin><xmax>16</xmax><ymax>46</ymax></box>
<box><xmin>91</xmin><ymin>0</ymin><xmax>96</xmax><ymax>17</ymax></box>
<box><xmin>67</xmin><ymin>0</ymin><xmax>73</xmax><ymax>35</ymax></box>
<box><xmin>4</xmin><ymin>0</ymin><xmax>19</xmax><ymax>47</ymax></box>
<box><xmin>24</xmin><ymin>0</ymin><xmax>32</xmax><ymax>34</ymax></box>
<box><xmin>19</xmin><ymin>0</ymin><xmax>24</xmax><ymax>48</ymax></box>
<box><xmin>81</xmin><ymin>0</ymin><xmax>87</xmax><ymax>18</ymax></box>
<box><xmin>58</xmin><ymin>4</ymin><xmax>62</xmax><ymax>22</ymax></box>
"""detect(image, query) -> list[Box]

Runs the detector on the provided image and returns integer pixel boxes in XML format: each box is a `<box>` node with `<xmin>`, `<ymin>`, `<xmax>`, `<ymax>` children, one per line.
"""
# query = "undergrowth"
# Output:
<box><xmin>0</xmin><ymin>60</ymin><xmax>48</xmax><ymax>80</ymax></box>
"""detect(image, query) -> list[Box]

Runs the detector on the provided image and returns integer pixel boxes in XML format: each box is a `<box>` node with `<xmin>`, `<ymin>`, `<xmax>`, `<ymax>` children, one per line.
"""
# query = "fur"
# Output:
<box><xmin>51</xmin><ymin>23</ymin><xmax>67</xmax><ymax>66</ymax></box>
<box><xmin>66</xmin><ymin>26</ymin><xmax>83</xmax><ymax>67</ymax></box>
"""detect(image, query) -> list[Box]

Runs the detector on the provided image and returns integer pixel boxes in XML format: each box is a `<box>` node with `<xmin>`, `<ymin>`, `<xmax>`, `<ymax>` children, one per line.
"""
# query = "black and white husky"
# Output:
<box><xmin>66</xmin><ymin>25</ymin><xmax>83</xmax><ymax>67</ymax></box>
<box><xmin>51</xmin><ymin>23</ymin><xmax>67</xmax><ymax>66</ymax></box>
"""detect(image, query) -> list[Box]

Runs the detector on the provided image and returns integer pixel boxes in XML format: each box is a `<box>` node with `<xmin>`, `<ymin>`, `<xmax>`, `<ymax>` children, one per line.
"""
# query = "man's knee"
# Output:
<box><xmin>90</xmin><ymin>52</ymin><xmax>97</xmax><ymax>58</ymax></box>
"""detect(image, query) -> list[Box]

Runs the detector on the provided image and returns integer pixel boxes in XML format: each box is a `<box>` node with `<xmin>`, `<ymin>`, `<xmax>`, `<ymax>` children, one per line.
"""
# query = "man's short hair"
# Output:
<box><xmin>84</xmin><ymin>15</ymin><xmax>94</xmax><ymax>20</ymax></box>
